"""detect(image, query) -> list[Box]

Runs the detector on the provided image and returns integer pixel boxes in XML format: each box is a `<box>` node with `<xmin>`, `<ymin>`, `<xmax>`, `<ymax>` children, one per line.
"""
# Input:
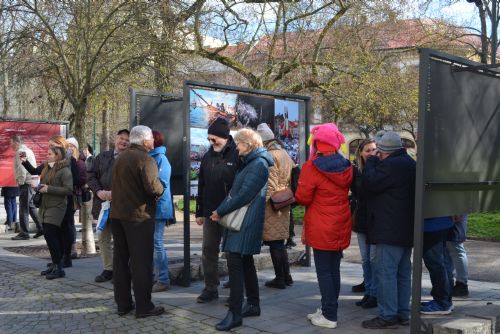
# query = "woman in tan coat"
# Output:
<box><xmin>37</xmin><ymin>146</ymin><xmax>73</xmax><ymax>279</ymax></box>
<box><xmin>257</xmin><ymin>123</ymin><xmax>294</xmax><ymax>289</ymax></box>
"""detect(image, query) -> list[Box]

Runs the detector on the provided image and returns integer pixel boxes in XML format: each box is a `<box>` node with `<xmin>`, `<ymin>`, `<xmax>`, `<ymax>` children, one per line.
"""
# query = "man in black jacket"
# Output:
<box><xmin>361</xmin><ymin>131</ymin><xmax>416</xmax><ymax>329</ymax></box>
<box><xmin>195</xmin><ymin>118</ymin><xmax>239</xmax><ymax>303</ymax></box>
<box><xmin>87</xmin><ymin>129</ymin><xmax>129</xmax><ymax>283</ymax></box>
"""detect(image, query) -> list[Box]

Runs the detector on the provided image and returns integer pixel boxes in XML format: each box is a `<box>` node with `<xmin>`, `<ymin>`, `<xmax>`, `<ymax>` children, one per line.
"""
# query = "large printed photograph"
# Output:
<box><xmin>189</xmin><ymin>86</ymin><xmax>303</xmax><ymax>196</ymax></box>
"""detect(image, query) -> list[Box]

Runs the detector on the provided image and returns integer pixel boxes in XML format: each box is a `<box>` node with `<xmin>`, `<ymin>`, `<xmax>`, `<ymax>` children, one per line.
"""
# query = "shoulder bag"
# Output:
<box><xmin>219</xmin><ymin>204</ymin><xmax>249</xmax><ymax>231</ymax></box>
<box><xmin>270</xmin><ymin>188</ymin><xmax>295</xmax><ymax>210</ymax></box>
<box><xmin>32</xmin><ymin>191</ymin><xmax>42</xmax><ymax>208</ymax></box>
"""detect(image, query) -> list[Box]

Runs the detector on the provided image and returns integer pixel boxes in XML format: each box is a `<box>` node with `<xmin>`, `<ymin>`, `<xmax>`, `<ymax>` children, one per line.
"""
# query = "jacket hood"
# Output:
<box><xmin>313</xmin><ymin>153</ymin><xmax>352</xmax><ymax>186</ymax></box>
<box><xmin>264</xmin><ymin>139</ymin><xmax>283</xmax><ymax>151</ymax></box>
<box><xmin>208</xmin><ymin>135</ymin><xmax>235</xmax><ymax>155</ymax></box>
<box><xmin>150</xmin><ymin>146</ymin><xmax>167</xmax><ymax>156</ymax></box>
<box><xmin>242</xmin><ymin>147</ymin><xmax>274</xmax><ymax>167</ymax></box>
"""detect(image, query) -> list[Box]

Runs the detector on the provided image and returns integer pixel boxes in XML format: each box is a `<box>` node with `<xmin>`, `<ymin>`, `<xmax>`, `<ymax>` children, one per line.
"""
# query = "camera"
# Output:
<box><xmin>19</xmin><ymin>151</ymin><xmax>26</xmax><ymax>158</ymax></box>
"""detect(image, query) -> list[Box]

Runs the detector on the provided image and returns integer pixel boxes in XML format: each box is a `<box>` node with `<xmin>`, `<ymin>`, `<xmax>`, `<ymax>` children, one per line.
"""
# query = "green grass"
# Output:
<box><xmin>177</xmin><ymin>199</ymin><xmax>305</xmax><ymax>223</ymax></box>
<box><xmin>467</xmin><ymin>211</ymin><xmax>500</xmax><ymax>241</ymax></box>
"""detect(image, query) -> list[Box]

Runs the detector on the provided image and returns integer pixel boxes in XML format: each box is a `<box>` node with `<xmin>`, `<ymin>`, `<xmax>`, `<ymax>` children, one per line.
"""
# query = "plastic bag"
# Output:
<box><xmin>96</xmin><ymin>200</ymin><xmax>110</xmax><ymax>231</ymax></box>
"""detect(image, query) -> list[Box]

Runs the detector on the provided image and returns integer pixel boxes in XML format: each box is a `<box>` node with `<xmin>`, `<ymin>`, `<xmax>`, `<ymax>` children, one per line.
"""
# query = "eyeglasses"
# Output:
<box><xmin>207</xmin><ymin>137</ymin><xmax>217</xmax><ymax>144</ymax></box>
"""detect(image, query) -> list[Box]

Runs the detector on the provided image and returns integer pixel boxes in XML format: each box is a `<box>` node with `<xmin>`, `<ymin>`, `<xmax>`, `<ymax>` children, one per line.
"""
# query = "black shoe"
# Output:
<box><xmin>355</xmin><ymin>295</ymin><xmax>369</xmax><ymax>306</ymax></box>
<box><xmin>222</xmin><ymin>281</ymin><xmax>230</xmax><ymax>289</ymax></box>
<box><xmin>452</xmin><ymin>282</ymin><xmax>469</xmax><ymax>297</ymax></box>
<box><xmin>11</xmin><ymin>233</ymin><xmax>29</xmax><ymax>240</ymax></box>
<box><xmin>117</xmin><ymin>303</ymin><xmax>135</xmax><ymax>316</ymax></box>
<box><xmin>136</xmin><ymin>306</ymin><xmax>165</xmax><ymax>319</ymax></box>
<box><xmin>197</xmin><ymin>289</ymin><xmax>218</xmax><ymax>303</ymax></box>
<box><xmin>352</xmin><ymin>281</ymin><xmax>365</xmax><ymax>293</ymax></box>
<box><xmin>285</xmin><ymin>274</ymin><xmax>294</xmax><ymax>286</ymax></box>
<box><xmin>362</xmin><ymin>317</ymin><xmax>398</xmax><ymax>329</ymax></box>
<box><xmin>71</xmin><ymin>252</ymin><xmax>78</xmax><ymax>259</ymax></box>
<box><xmin>398</xmin><ymin>317</ymin><xmax>410</xmax><ymax>326</ymax></box>
<box><xmin>41</xmin><ymin>264</ymin><xmax>55</xmax><ymax>275</ymax></box>
<box><xmin>215</xmin><ymin>311</ymin><xmax>242</xmax><ymax>331</ymax></box>
<box><xmin>361</xmin><ymin>296</ymin><xmax>377</xmax><ymax>309</ymax></box>
<box><xmin>33</xmin><ymin>230</ymin><xmax>44</xmax><ymax>239</ymax></box>
<box><xmin>95</xmin><ymin>270</ymin><xmax>113</xmax><ymax>282</ymax></box>
<box><xmin>241</xmin><ymin>303</ymin><xmax>260</xmax><ymax>317</ymax></box>
<box><xmin>46</xmin><ymin>265</ymin><xmax>65</xmax><ymax>280</ymax></box>
<box><xmin>265</xmin><ymin>278</ymin><xmax>286</xmax><ymax>289</ymax></box>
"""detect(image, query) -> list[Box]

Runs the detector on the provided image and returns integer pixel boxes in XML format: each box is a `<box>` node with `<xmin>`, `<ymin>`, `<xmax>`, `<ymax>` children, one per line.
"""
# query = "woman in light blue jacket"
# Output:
<box><xmin>149</xmin><ymin>131</ymin><xmax>173</xmax><ymax>292</ymax></box>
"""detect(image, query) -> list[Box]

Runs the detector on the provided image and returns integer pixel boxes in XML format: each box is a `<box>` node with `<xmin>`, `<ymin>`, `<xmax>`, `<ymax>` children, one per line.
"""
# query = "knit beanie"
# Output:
<box><xmin>377</xmin><ymin>131</ymin><xmax>403</xmax><ymax>152</ymax></box>
<box><xmin>208</xmin><ymin>118</ymin><xmax>230</xmax><ymax>139</ymax></box>
<box><xmin>67</xmin><ymin>137</ymin><xmax>79</xmax><ymax>150</ymax></box>
<box><xmin>256</xmin><ymin>123</ymin><xmax>275</xmax><ymax>142</ymax></box>
<box><xmin>309</xmin><ymin>123</ymin><xmax>345</xmax><ymax>159</ymax></box>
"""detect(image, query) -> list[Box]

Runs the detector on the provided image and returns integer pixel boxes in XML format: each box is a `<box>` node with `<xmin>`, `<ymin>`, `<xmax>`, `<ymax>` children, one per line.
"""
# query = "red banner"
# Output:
<box><xmin>0</xmin><ymin>121</ymin><xmax>66</xmax><ymax>187</ymax></box>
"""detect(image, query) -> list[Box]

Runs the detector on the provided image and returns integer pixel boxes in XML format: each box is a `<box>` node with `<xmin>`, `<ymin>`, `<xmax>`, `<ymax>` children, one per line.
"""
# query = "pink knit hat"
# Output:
<box><xmin>308</xmin><ymin>123</ymin><xmax>345</xmax><ymax>159</ymax></box>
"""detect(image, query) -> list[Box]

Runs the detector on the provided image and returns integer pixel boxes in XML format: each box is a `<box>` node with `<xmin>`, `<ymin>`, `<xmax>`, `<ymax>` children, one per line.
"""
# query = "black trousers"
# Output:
<box><xmin>111</xmin><ymin>218</ymin><xmax>155</xmax><ymax>314</ymax></box>
<box><xmin>43</xmin><ymin>223</ymin><xmax>63</xmax><ymax>264</ymax></box>
<box><xmin>60</xmin><ymin>198</ymin><xmax>75</xmax><ymax>258</ymax></box>
<box><xmin>227</xmin><ymin>252</ymin><xmax>260</xmax><ymax>316</ymax></box>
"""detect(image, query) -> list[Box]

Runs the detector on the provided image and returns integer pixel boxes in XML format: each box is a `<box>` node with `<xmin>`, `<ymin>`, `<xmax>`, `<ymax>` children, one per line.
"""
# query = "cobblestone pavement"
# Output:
<box><xmin>0</xmin><ymin>260</ymin><xmax>220</xmax><ymax>334</ymax></box>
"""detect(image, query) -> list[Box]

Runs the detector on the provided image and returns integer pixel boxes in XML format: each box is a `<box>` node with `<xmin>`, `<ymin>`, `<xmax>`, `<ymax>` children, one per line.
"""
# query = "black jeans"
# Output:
<box><xmin>111</xmin><ymin>218</ymin><xmax>155</xmax><ymax>314</ymax></box>
<box><xmin>19</xmin><ymin>184</ymin><xmax>42</xmax><ymax>234</ymax></box>
<box><xmin>227</xmin><ymin>252</ymin><xmax>259</xmax><ymax>316</ymax></box>
<box><xmin>60</xmin><ymin>198</ymin><xmax>75</xmax><ymax>258</ymax></box>
<box><xmin>43</xmin><ymin>223</ymin><xmax>63</xmax><ymax>264</ymax></box>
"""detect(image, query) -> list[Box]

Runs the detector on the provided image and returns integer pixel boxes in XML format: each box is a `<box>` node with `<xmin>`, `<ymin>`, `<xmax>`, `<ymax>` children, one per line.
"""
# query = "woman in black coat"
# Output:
<box><xmin>351</xmin><ymin>139</ymin><xmax>378</xmax><ymax>309</ymax></box>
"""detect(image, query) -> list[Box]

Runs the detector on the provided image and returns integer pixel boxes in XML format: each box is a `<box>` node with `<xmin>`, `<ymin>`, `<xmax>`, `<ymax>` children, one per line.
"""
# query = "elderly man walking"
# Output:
<box><xmin>109</xmin><ymin>125</ymin><xmax>165</xmax><ymax>318</ymax></box>
<box><xmin>361</xmin><ymin>131</ymin><xmax>416</xmax><ymax>329</ymax></box>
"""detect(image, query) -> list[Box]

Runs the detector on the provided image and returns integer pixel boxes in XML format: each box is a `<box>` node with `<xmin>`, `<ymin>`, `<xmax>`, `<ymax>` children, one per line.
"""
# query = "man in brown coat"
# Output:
<box><xmin>109</xmin><ymin>125</ymin><xmax>165</xmax><ymax>318</ymax></box>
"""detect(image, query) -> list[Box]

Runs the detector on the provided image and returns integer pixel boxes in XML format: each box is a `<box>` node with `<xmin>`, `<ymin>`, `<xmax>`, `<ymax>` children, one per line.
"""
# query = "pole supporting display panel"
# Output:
<box><xmin>411</xmin><ymin>49</ymin><xmax>500</xmax><ymax>333</ymax></box>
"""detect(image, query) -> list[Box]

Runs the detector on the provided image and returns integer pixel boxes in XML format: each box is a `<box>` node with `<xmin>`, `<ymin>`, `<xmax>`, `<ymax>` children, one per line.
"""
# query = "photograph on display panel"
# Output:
<box><xmin>188</xmin><ymin>84</ymin><xmax>305</xmax><ymax>196</ymax></box>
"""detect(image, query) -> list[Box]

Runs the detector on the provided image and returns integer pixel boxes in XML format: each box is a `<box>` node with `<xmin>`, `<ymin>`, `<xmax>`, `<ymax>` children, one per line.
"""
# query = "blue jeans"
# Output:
<box><xmin>153</xmin><ymin>220</ymin><xmax>170</xmax><ymax>284</ymax></box>
<box><xmin>357</xmin><ymin>233</ymin><xmax>377</xmax><ymax>297</ymax></box>
<box><xmin>423</xmin><ymin>230</ymin><xmax>452</xmax><ymax>309</ymax></box>
<box><xmin>4</xmin><ymin>196</ymin><xmax>17</xmax><ymax>224</ymax></box>
<box><xmin>374</xmin><ymin>244</ymin><xmax>412</xmax><ymax>321</ymax></box>
<box><xmin>446</xmin><ymin>241</ymin><xmax>468</xmax><ymax>284</ymax></box>
<box><xmin>313</xmin><ymin>249</ymin><xmax>342</xmax><ymax>322</ymax></box>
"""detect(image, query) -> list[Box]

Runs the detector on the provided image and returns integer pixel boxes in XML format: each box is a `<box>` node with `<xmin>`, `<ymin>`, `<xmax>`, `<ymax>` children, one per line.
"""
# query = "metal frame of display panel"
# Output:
<box><xmin>411</xmin><ymin>48</ymin><xmax>500</xmax><ymax>333</ymax></box>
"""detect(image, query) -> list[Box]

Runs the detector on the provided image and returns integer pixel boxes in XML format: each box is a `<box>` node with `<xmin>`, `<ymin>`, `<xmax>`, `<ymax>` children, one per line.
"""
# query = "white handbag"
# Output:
<box><xmin>219</xmin><ymin>204</ymin><xmax>249</xmax><ymax>231</ymax></box>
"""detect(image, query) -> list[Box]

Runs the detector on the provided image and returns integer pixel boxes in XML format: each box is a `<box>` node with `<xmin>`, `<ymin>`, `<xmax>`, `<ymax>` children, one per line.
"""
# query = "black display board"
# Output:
<box><xmin>411</xmin><ymin>49</ymin><xmax>500</xmax><ymax>334</ymax></box>
<box><xmin>130</xmin><ymin>89</ymin><xmax>184</xmax><ymax>195</ymax></box>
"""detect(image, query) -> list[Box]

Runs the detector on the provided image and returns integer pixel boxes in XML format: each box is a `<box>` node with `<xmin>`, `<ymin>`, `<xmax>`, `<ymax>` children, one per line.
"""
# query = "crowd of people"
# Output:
<box><xmin>2</xmin><ymin>120</ymin><xmax>470</xmax><ymax>330</ymax></box>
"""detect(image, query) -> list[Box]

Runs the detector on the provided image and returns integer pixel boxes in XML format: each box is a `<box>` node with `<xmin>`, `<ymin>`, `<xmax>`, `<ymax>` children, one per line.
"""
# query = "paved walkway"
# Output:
<box><xmin>1</xmin><ymin>200</ymin><xmax>500</xmax><ymax>333</ymax></box>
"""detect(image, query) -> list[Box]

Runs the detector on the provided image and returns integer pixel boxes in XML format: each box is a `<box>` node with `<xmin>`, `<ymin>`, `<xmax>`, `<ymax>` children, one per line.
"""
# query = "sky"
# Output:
<box><xmin>418</xmin><ymin>1</ymin><xmax>481</xmax><ymax>30</ymax></box>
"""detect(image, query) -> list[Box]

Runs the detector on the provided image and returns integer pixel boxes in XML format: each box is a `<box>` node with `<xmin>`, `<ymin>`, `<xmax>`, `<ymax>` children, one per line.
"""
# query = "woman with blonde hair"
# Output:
<box><xmin>37</xmin><ymin>146</ymin><xmax>73</xmax><ymax>279</ymax></box>
<box><xmin>210</xmin><ymin>128</ymin><xmax>274</xmax><ymax>331</ymax></box>
<box><xmin>22</xmin><ymin>135</ymin><xmax>83</xmax><ymax>267</ymax></box>
<box><xmin>351</xmin><ymin>138</ymin><xmax>378</xmax><ymax>309</ymax></box>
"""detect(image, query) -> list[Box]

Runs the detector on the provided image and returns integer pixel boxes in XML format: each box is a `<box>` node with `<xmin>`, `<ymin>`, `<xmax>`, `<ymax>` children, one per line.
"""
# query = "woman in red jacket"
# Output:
<box><xmin>295</xmin><ymin>123</ymin><xmax>353</xmax><ymax>329</ymax></box>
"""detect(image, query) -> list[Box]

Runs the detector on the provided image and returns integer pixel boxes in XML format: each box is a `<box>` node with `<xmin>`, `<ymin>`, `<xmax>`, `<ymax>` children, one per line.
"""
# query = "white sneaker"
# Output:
<box><xmin>311</xmin><ymin>314</ymin><xmax>338</xmax><ymax>329</ymax></box>
<box><xmin>307</xmin><ymin>308</ymin><xmax>322</xmax><ymax>321</ymax></box>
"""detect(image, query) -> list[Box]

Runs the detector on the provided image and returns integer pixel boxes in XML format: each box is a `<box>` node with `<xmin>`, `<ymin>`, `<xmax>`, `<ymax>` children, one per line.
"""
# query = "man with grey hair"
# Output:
<box><xmin>109</xmin><ymin>125</ymin><xmax>165</xmax><ymax>318</ymax></box>
<box><xmin>10</xmin><ymin>134</ymin><xmax>43</xmax><ymax>240</ymax></box>
<box><xmin>361</xmin><ymin>131</ymin><xmax>416</xmax><ymax>329</ymax></box>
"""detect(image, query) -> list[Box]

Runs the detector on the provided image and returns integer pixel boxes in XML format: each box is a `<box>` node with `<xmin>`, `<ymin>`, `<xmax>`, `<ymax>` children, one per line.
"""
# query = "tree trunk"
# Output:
<box><xmin>478</xmin><ymin>3</ymin><xmax>489</xmax><ymax>64</ymax></box>
<box><xmin>1</xmin><ymin>64</ymin><xmax>9</xmax><ymax>117</ymax></box>
<box><xmin>72</xmin><ymin>99</ymin><xmax>89</xmax><ymax>149</ymax></box>
<box><xmin>101</xmin><ymin>98</ymin><xmax>110</xmax><ymax>151</ymax></box>
<box><xmin>490</xmin><ymin>0</ymin><xmax>498</xmax><ymax>64</ymax></box>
